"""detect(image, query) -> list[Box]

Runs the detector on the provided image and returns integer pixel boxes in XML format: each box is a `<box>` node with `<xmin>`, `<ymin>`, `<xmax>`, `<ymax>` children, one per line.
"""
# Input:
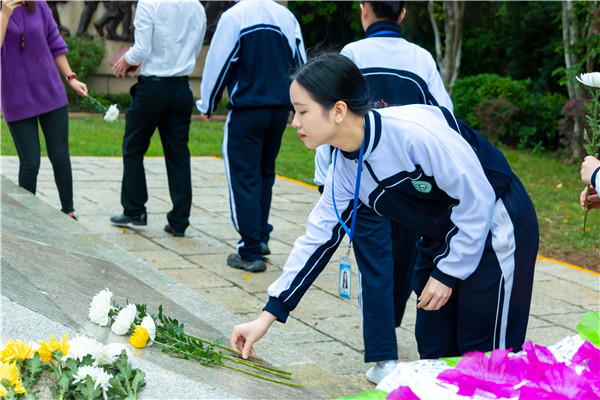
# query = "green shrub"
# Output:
<box><xmin>80</xmin><ymin>92</ymin><xmax>132</xmax><ymax>114</ymax></box>
<box><xmin>452</xmin><ymin>74</ymin><xmax>566</xmax><ymax>151</ymax></box>
<box><xmin>64</xmin><ymin>36</ymin><xmax>105</xmax><ymax>110</ymax></box>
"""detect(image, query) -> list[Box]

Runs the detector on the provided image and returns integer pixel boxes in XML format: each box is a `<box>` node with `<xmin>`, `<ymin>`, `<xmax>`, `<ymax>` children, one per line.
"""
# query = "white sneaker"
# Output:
<box><xmin>365</xmin><ymin>360</ymin><xmax>397</xmax><ymax>384</ymax></box>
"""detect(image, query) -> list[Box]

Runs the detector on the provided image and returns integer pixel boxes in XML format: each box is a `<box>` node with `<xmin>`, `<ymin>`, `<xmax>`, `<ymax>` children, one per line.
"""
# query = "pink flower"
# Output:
<box><xmin>519</xmin><ymin>362</ymin><xmax>596</xmax><ymax>400</ymax></box>
<box><xmin>571</xmin><ymin>341</ymin><xmax>600</xmax><ymax>397</ymax></box>
<box><xmin>437</xmin><ymin>349</ymin><xmax>527</xmax><ymax>398</ymax></box>
<box><xmin>387</xmin><ymin>386</ymin><xmax>420</xmax><ymax>400</ymax></box>
<box><xmin>520</xmin><ymin>340</ymin><xmax>557</xmax><ymax>381</ymax></box>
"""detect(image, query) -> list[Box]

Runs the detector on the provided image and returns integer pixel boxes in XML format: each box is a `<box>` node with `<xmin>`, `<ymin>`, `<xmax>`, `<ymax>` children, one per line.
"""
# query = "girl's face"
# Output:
<box><xmin>290</xmin><ymin>81</ymin><xmax>337</xmax><ymax>150</ymax></box>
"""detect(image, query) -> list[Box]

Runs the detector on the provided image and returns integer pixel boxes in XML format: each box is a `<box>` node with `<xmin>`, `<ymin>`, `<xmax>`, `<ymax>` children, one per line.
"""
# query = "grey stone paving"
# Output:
<box><xmin>2</xmin><ymin>155</ymin><xmax>599</xmax><ymax>399</ymax></box>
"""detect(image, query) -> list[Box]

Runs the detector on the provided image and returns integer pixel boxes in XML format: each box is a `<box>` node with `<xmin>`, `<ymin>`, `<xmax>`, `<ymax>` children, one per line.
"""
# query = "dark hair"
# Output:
<box><xmin>24</xmin><ymin>1</ymin><xmax>35</xmax><ymax>12</ymax></box>
<box><xmin>292</xmin><ymin>53</ymin><xmax>371</xmax><ymax>116</ymax></box>
<box><xmin>360</xmin><ymin>1</ymin><xmax>405</xmax><ymax>21</ymax></box>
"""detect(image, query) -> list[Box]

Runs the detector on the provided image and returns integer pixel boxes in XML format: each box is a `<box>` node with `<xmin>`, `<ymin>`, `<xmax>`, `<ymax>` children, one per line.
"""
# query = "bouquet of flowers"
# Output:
<box><xmin>0</xmin><ymin>333</ymin><xmax>144</xmax><ymax>399</ymax></box>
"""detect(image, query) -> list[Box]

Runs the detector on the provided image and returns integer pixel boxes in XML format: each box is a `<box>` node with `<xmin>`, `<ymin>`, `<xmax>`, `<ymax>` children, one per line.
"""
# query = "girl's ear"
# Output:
<box><xmin>331</xmin><ymin>101</ymin><xmax>348</xmax><ymax>124</ymax></box>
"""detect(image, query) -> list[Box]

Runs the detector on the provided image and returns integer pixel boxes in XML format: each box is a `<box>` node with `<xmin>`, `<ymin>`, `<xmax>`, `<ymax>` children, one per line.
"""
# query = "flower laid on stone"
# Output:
<box><xmin>71</xmin><ymin>365</ymin><xmax>113</xmax><ymax>398</ymax></box>
<box><xmin>37</xmin><ymin>333</ymin><xmax>69</xmax><ymax>363</ymax></box>
<box><xmin>0</xmin><ymin>361</ymin><xmax>26</xmax><ymax>396</ymax></box>
<box><xmin>111</xmin><ymin>304</ymin><xmax>137</xmax><ymax>335</ymax></box>
<box><xmin>129</xmin><ymin>326</ymin><xmax>150</xmax><ymax>349</ymax></box>
<box><xmin>576</xmin><ymin>72</ymin><xmax>600</xmax><ymax>235</ymax></box>
<box><xmin>0</xmin><ymin>339</ymin><xmax>35</xmax><ymax>363</ymax></box>
<box><xmin>87</xmin><ymin>288</ymin><xmax>303</xmax><ymax>387</ymax></box>
<box><xmin>1</xmin><ymin>332</ymin><xmax>145</xmax><ymax>400</ymax></box>
<box><xmin>88</xmin><ymin>288</ymin><xmax>114</xmax><ymax>326</ymax></box>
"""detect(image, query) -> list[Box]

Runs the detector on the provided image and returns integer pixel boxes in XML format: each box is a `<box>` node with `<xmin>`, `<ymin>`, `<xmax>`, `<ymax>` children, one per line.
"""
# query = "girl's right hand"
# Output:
<box><xmin>1</xmin><ymin>0</ymin><xmax>22</xmax><ymax>19</ymax></box>
<box><xmin>230</xmin><ymin>311</ymin><xmax>277</xmax><ymax>359</ymax></box>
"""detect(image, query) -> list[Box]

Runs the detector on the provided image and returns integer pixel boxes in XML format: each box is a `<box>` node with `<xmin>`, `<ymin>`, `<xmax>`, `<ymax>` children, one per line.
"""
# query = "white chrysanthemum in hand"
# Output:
<box><xmin>103</xmin><ymin>104</ymin><xmax>119</xmax><ymax>122</ymax></box>
<box><xmin>65</xmin><ymin>335</ymin><xmax>104</xmax><ymax>362</ymax></box>
<box><xmin>141</xmin><ymin>315</ymin><xmax>156</xmax><ymax>341</ymax></box>
<box><xmin>111</xmin><ymin>304</ymin><xmax>137</xmax><ymax>335</ymax></box>
<box><xmin>95</xmin><ymin>343</ymin><xmax>131</xmax><ymax>366</ymax></box>
<box><xmin>577</xmin><ymin>72</ymin><xmax>600</xmax><ymax>89</ymax></box>
<box><xmin>72</xmin><ymin>365</ymin><xmax>113</xmax><ymax>395</ymax></box>
<box><xmin>88</xmin><ymin>289</ymin><xmax>114</xmax><ymax>326</ymax></box>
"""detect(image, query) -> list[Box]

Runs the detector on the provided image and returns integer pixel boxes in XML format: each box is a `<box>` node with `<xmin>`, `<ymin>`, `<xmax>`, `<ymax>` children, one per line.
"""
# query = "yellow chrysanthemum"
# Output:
<box><xmin>37</xmin><ymin>334</ymin><xmax>69</xmax><ymax>362</ymax></box>
<box><xmin>0</xmin><ymin>362</ymin><xmax>26</xmax><ymax>396</ymax></box>
<box><xmin>0</xmin><ymin>339</ymin><xmax>33</xmax><ymax>363</ymax></box>
<box><xmin>129</xmin><ymin>326</ymin><xmax>149</xmax><ymax>349</ymax></box>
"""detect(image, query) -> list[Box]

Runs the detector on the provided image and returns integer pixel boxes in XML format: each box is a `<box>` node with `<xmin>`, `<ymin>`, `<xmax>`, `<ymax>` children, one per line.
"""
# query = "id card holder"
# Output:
<box><xmin>339</xmin><ymin>254</ymin><xmax>352</xmax><ymax>299</ymax></box>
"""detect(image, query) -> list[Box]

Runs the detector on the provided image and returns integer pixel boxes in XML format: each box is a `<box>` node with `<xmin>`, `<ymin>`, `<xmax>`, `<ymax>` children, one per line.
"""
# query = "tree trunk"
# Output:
<box><xmin>428</xmin><ymin>1</ymin><xmax>464</xmax><ymax>89</ymax></box>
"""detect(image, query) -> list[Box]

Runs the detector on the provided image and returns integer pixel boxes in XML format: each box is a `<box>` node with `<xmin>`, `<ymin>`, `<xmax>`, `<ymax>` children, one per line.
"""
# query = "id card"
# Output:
<box><xmin>339</xmin><ymin>255</ymin><xmax>352</xmax><ymax>299</ymax></box>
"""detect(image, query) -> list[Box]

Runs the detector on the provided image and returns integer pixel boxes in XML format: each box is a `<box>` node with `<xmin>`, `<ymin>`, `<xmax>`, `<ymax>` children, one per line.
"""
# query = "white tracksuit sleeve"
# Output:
<box><xmin>424</xmin><ymin>53</ymin><xmax>454</xmax><ymax>112</ymax></box>
<box><xmin>196</xmin><ymin>12</ymin><xmax>239</xmax><ymax>114</ymax></box>
<box><xmin>404</xmin><ymin>118</ymin><xmax>496</xmax><ymax>284</ymax></box>
<box><xmin>264</xmin><ymin>156</ymin><xmax>356</xmax><ymax>322</ymax></box>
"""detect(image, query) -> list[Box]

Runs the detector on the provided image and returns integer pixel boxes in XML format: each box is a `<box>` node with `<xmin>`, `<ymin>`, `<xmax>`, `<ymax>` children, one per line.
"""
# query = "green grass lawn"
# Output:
<box><xmin>1</xmin><ymin>116</ymin><xmax>598</xmax><ymax>270</ymax></box>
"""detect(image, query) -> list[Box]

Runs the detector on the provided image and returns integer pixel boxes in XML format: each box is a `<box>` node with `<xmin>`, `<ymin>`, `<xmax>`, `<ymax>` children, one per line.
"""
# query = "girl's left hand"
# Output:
<box><xmin>69</xmin><ymin>79</ymin><xmax>88</xmax><ymax>97</ymax></box>
<box><xmin>417</xmin><ymin>276</ymin><xmax>452</xmax><ymax>311</ymax></box>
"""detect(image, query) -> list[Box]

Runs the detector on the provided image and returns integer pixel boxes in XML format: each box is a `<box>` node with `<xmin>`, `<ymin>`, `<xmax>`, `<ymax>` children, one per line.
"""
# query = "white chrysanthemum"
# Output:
<box><xmin>29</xmin><ymin>341</ymin><xmax>40</xmax><ymax>356</ymax></box>
<box><xmin>577</xmin><ymin>72</ymin><xmax>600</xmax><ymax>89</ymax></box>
<box><xmin>72</xmin><ymin>365</ymin><xmax>113</xmax><ymax>395</ymax></box>
<box><xmin>95</xmin><ymin>343</ymin><xmax>131</xmax><ymax>366</ymax></box>
<box><xmin>140</xmin><ymin>315</ymin><xmax>156</xmax><ymax>341</ymax></box>
<box><xmin>111</xmin><ymin>304</ymin><xmax>137</xmax><ymax>335</ymax></box>
<box><xmin>103</xmin><ymin>104</ymin><xmax>119</xmax><ymax>122</ymax></box>
<box><xmin>65</xmin><ymin>335</ymin><xmax>104</xmax><ymax>363</ymax></box>
<box><xmin>88</xmin><ymin>289</ymin><xmax>114</xmax><ymax>326</ymax></box>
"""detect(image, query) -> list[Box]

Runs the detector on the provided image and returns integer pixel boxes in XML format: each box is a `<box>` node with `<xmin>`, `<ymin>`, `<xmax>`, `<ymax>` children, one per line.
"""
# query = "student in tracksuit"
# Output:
<box><xmin>230</xmin><ymin>54</ymin><xmax>539</xmax><ymax>363</ymax></box>
<box><xmin>312</xmin><ymin>1</ymin><xmax>453</xmax><ymax>383</ymax></box>
<box><xmin>197</xmin><ymin>0</ymin><xmax>306</xmax><ymax>273</ymax></box>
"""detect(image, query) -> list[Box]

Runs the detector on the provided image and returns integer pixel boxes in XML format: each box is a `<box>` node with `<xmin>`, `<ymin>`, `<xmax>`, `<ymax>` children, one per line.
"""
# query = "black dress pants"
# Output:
<box><xmin>121</xmin><ymin>76</ymin><xmax>193</xmax><ymax>233</ymax></box>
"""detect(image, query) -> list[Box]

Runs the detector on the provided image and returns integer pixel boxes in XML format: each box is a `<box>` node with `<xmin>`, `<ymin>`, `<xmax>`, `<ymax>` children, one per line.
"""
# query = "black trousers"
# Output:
<box><xmin>121</xmin><ymin>76</ymin><xmax>193</xmax><ymax>233</ymax></box>
<box><xmin>355</xmin><ymin>206</ymin><xmax>417</xmax><ymax>362</ymax></box>
<box><xmin>7</xmin><ymin>105</ymin><xmax>74</xmax><ymax>213</ymax></box>
<box><xmin>223</xmin><ymin>107</ymin><xmax>289</xmax><ymax>261</ymax></box>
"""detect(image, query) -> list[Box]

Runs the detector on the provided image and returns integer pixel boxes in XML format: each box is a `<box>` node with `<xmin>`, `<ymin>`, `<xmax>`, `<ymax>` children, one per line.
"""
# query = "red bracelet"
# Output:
<box><xmin>66</xmin><ymin>73</ymin><xmax>77</xmax><ymax>82</ymax></box>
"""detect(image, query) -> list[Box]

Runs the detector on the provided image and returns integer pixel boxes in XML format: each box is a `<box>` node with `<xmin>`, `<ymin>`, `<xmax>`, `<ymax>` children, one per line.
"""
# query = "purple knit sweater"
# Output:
<box><xmin>1</xmin><ymin>1</ymin><xmax>68</xmax><ymax>122</ymax></box>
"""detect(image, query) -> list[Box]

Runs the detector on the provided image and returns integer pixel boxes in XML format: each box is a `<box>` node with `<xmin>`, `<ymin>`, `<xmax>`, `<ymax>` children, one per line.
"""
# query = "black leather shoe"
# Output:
<box><xmin>261</xmin><ymin>242</ymin><xmax>271</xmax><ymax>256</ymax></box>
<box><xmin>164</xmin><ymin>224</ymin><xmax>185</xmax><ymax>237</ymax></box>
<box><xmin>227</xmin><ymin>254</ymin><xmax>266</xmax><ymax>272</ymax></box>
<box><xmin>110</xmin><ymin>212</ymin><xmax>147</xmax><ymax>226</ymax></box>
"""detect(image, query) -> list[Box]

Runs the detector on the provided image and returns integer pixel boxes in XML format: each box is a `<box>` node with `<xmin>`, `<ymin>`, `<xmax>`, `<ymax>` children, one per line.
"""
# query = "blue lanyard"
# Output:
<box><xmin>368</xmin><ymin>30</ymin><xmax>400</xmax><ymax>38</ymax></box>
<box><xmin>332</xmin><ymin>137</ymin><xmax>365</xmax><ymax>248</ymax></box>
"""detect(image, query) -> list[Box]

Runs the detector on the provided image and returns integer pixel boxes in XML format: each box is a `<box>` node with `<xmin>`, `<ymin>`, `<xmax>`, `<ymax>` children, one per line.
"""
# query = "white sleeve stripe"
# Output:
<box><xmin>207</xmin><ymin>43</ymin><xmax>240</xmax><ymax>113</ymax></box>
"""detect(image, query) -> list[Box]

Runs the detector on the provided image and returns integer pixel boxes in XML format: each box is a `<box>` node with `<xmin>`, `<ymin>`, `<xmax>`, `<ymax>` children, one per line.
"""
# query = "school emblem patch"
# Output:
<box><xmin>411</xmin><ymin>180</ymin><xmax>432</xmax><ymax>193</ymax></box>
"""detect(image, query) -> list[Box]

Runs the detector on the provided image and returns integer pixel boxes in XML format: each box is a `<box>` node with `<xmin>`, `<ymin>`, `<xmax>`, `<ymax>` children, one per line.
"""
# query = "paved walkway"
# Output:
<box><xmin>2</xmin><ymin>155</ymin><xmax>599</xmax><ymax>398</ymax></box>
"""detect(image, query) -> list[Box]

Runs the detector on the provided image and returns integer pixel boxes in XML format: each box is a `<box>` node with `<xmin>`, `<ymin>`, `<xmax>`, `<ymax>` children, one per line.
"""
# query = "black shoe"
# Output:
<box><xmin>227</xmin><ymin>254</ymin><xmax>266</xmax><ymax>272</ymax></box>
<box><xmin>261</xmin><ymin>242</ymin><xmax>271</xmax><ymax>256</ymax></box>
<box><xmin>110</xmin><ymin>212</ymin><xmax>147</xmax><ymax>226</ymax></box>
<box><xmin>164</xmin><ymin>224</ymin><xmax>185</xmax><ymax>237</ymax></box>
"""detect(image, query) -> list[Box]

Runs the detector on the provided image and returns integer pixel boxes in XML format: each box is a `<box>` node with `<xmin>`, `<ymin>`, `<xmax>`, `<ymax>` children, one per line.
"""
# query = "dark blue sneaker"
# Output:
<box><xmin>227</xmin><ymin>254</ymin><xmax>266</xmax><ymax>272</ymax></box>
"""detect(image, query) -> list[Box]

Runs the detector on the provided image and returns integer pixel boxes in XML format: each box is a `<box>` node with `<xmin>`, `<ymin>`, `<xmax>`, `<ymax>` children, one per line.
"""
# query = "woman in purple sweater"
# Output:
<box><xmin>1</xmin><ymin>0</ymin><xmax>87</xmax><ymax>219</ymax></box>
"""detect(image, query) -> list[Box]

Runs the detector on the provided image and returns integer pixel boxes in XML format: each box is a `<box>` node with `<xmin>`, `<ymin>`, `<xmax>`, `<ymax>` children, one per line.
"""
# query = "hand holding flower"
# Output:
<box><xmin>68</xmin><ymin>78</ymin><xmax>88</xmax><ymax>97</ymax></box>
<box><xmin>580</xmin><ymin>186</ymin><xmax>600</xmax><ymax>211</ymax></box>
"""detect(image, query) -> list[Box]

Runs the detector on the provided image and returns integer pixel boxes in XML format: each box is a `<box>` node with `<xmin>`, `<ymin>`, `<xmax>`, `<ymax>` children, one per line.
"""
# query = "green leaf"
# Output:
<box><xmin>576</xmin><ymin>311</ymin><xmax>600</xmax><ymax>347</ymax></box>
<box><xmin>75</xmin><ymin>375</ymin><xmax>102</xmax><ymax>400</ymax></box>
<box><xmin>440</xmin><ymin>356</ymin><xmax>463</xmax><ymax>367</ymax></box>
<box><xmin>335</xmin><ymin>389</ymin><xmax>389</xmax><ymax>400</ymax></box>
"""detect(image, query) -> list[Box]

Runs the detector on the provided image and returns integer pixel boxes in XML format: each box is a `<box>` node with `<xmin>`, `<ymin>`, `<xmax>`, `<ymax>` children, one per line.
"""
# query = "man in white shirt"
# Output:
<box><xmin>111</xmin><ymin>0</ymin><xmax>206</xmax><ymax>237</ymax></box>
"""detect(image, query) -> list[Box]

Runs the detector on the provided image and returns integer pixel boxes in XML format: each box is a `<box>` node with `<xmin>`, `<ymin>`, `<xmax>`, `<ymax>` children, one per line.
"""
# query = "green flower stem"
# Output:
<box><xmin>184</xmin><ymin>332</ymin><xmax>264</xmax><ymax>362</ymax></box>
<box><xmin>221</xmin><ymin>354</ymin><xmax>292</xmax><ymax>379</ymax></box>
<box><xmin>85</xmin><ymin>95</ymin><xmax>108</xmax><ymax>113</ymax></box>
<box><xmin>220</xmin><ymin>364</ymin><xmax>303</xmax><ymax>388</ymax></box>
<box><xmin>153</xmin><ymin>340</ymin><xmax>302</xmax><ymax>387</ymax></box>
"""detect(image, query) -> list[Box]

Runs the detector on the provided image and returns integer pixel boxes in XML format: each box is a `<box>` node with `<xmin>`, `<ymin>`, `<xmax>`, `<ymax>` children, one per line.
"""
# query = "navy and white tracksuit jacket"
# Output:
<box><xmin>268</xmin><ymin>106</ymin><xmax>539</xmax><ymax>358</ymax></box>
<box><xmin>313</xmin><ymin>21</ymin><xmax>454</xmax><ymax>362</ymax></box>
<box><xmin>197</xmin><ymin>0</ymin><xmax>306</xmax><ymax>261</ymax></box>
